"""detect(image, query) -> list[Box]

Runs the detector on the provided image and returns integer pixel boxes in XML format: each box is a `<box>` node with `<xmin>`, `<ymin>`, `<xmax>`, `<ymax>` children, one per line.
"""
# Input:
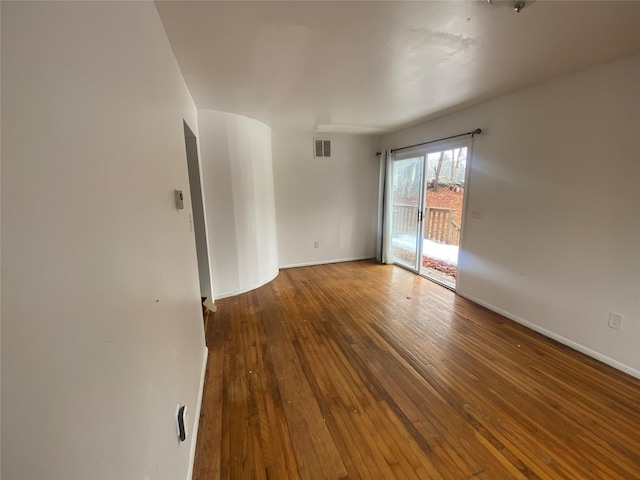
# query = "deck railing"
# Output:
<box><xmin>392</xmin><ymin>204</ymin><xmax>461</xmax><ymax>245</ymax></box>
<box><xmin>449</xmin><ymin>218</ymin><xmax>461</xmax><ymax>246</ymax></box>
<box><xmin>391</xmin><ymin>204</ymin><xmax>416</xmax><ymax>236</ymax></box>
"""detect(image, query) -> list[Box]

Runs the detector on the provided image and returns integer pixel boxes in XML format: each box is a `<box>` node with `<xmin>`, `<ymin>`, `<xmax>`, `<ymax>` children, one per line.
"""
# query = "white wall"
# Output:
<box><xmin>0</xmin><ymin>2</ymin><xmax>3</xmax><ymax>475</ymax></box>
<box><xmin>384</xmin><ymin>54</ymin><xmax>640</xmax><ymax>376</ymax></box>
<box><xmin>272</xmin><ymin>131</ymin><xmax>380</xmax><ymax>267</ymax></box>
<box><xmin>198</xmin><ymin>110</ymin><xmax>279</xmax><ymax>299</ymax></box>
<box><xmin>1</xmin><ymin>3</ymin><xmax>207</xmax><ymax>479</ymax></box>
<box><xmin>0</xmin><ymin>2</ymin><xmax>3</xmax><ymax>476</ymax></box>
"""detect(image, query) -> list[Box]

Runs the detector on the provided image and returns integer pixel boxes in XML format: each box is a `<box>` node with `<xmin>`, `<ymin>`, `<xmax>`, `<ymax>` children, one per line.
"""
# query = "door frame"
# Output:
<box><xmin>183</xmin><ymin>121</ymin><xmax>214</xmax><ymax>300</ymax></box>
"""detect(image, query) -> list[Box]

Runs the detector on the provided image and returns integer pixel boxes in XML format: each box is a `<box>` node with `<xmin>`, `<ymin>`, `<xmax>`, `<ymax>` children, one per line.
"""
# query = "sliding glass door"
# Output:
<box><xmin>390</xmin><ymin>156</ymin><xmax>424</xmax><ymax>271</ymax></box>
<box><xmin>390</xmin><ymin>139</ymin><xmax>471</xmax><ymax>290</ymax></box>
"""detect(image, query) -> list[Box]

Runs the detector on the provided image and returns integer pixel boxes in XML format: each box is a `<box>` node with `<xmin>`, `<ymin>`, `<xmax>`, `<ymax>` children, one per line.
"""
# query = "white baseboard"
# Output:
<box><xmin>280</xmin><ymin>256</ymin><xmax>375</xmax><ymax>269</ymax></box>
<box><xmin>458</xmin><ymin>291</ymin><xmax>640</xmax><ymax>381</ymax></box>
<box><xmin>187</xmin><ymin>347</ymin><xmax>209</xmax><ymax>480</ymax></box>
<box><xmin>213</xmin><ymin>270</ymin><xmax>280</xmax><ymax>300</ymax></box>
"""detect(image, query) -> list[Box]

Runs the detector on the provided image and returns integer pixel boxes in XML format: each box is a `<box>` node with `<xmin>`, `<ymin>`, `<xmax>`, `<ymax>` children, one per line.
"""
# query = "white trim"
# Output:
<box><xmin>376</xmin><ymin>153</ymin><xmax>385</xmax><ymax>262</ymax></box>
<box><xmin>458</xmin><ymin>291</ymin><xmax>640</xmax><ymax>381</ymax></box>
<box><xmin>455</xmin><ymin>137</ymin><xmax>475</xmax><ymax>293</ymax></box>
<box><xmin>280</xmin><ymin>256</ymin><xmax>375</xmax><ymax>270</ymax></box>
<box><xmin>213</xmin><ymin>270</ymin><xmax>280</xmax><ymax>299</ymax></box>
<box><xmin>187</xmin><ymin>346</ymin><xmax>209</xmax><ymax>480</ymax></box>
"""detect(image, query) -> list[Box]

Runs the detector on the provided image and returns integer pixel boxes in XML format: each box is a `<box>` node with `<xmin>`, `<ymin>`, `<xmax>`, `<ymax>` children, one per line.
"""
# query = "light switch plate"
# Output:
<box><xmin>174</xmin><ymin>189</ymin><xmax>184</xmax><ymax>210</ymax></box>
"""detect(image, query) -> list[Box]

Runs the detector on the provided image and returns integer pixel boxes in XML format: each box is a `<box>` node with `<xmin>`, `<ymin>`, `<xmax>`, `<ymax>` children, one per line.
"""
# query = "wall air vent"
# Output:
<box><xmin>314</xmin><ymin>139</ymin><xmax>332</xmax><ymax>158</ymax></box>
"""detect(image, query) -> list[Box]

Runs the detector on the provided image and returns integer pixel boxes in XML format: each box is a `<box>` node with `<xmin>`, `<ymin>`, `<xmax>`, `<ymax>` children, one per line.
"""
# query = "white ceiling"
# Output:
<box><xmin>156</xmin><ymin>1</ymin><xmax>640</xmax><ymax>134</ymax></box>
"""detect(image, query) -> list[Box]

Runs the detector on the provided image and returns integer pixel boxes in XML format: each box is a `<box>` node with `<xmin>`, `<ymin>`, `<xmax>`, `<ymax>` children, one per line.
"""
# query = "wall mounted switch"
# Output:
<box><xmin>174</xmin><ymin>189</ymin><xmax>184</xmax><ymax>210</ymax></box>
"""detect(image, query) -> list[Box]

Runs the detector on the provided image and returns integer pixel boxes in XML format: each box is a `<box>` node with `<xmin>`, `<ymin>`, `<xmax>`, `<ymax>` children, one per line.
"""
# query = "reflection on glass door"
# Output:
<box><xmin>390</xmin><ymin>157</ymin><xmax>423</xmax><ymax>271</ymax></box>
<box><xmin>419</xmin><ymin>147</ymin><xmax>468</xmax><ymax>289</ymax></box>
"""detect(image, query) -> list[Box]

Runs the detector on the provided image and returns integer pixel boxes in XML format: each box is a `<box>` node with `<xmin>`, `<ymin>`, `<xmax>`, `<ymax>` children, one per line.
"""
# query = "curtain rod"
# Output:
<box><xmin>375</xmin><ymin>128</ymin><xmax>482</xmax><ymax>156</ymax></box>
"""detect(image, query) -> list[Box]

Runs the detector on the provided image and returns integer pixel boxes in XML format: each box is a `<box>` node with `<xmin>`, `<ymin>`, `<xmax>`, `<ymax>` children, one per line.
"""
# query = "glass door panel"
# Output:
<box><xmin>420</xmin><ymin>147</ymin><xmax>468</xmax><ymax>289</ymax></box>
<box><xmin>391</xmin><ymin>156</ymin><xmax>423</xmax><ymax>270</ymax></box>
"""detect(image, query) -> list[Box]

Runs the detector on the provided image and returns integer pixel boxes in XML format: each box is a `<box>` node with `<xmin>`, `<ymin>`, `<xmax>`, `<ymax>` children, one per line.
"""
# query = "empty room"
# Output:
<box><xmin>2</xmin><ymin>1</ymin><xmax>639</xmax><ymax>479</ymax></box>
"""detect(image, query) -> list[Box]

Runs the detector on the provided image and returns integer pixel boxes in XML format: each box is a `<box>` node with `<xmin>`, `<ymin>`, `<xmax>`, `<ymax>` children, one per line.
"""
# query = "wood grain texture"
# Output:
<box><xmin>193</xmin><ymin>260</ymin><xmax>640</xmax><ymax>479</ymax></box>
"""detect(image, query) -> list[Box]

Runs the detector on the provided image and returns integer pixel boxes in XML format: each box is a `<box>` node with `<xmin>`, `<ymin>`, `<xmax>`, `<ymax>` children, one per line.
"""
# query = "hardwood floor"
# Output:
<box><xmin>193</xmin><ymin>260</ymin><xmax>640</xmax><ymax>479</ymax></box>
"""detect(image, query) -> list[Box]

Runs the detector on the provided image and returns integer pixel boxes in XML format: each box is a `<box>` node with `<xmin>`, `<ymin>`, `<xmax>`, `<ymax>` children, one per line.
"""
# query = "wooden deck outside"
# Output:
<box><xmin>393</xmin><ymin>204</ymin><xmax>461</xmax><ymax>245</ymax></box>
<box><xmin>193</xmin><ymin>260</ymin><xmax>640</xmax><ymax>479</ymax></box>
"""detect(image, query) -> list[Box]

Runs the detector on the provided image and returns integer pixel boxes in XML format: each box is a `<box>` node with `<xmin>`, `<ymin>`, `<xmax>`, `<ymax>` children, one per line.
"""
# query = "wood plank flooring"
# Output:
<box><xmin>193</xmin><ymin>260</ymin><xmax>640</xmax><ymax>479</ymax></box>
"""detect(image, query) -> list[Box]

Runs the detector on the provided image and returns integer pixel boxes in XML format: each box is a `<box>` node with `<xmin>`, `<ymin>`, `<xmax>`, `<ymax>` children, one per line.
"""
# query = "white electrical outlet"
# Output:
<box><xmin>608</xmin><ymin>312</ymin><xmax>623</xmax><ymax>330</ymax></box>
<box><xmin>314</xmin><ymin>241</ymin><xmax>319</xmax><ymax>248</ymax></box>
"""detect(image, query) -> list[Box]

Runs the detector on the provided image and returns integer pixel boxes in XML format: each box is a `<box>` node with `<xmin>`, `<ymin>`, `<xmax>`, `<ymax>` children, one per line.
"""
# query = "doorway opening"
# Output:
<box><xmin>390</xmin><ymin>140</ymin><xmax>470</xmax><ymax>290</ymax></box>
<box><xmin>183</xmin><ymin>121</ymin><xmax>212</xmax><ymax>304</ymax></box>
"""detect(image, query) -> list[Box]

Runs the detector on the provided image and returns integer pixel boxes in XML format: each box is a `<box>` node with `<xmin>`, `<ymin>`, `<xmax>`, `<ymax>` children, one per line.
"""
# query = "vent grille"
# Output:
<box><xmin>314</xmin><ymin>139</ymin><xmax>332</xmax><ymax>158</ymax></box>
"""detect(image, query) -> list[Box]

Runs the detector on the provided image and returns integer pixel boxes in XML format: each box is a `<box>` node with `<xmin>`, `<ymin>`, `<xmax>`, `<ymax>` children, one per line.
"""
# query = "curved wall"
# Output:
<box><xmin>198</xmin><ymin>110</ymin><xmax>279</xmax><ymax>298</ymax></box>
